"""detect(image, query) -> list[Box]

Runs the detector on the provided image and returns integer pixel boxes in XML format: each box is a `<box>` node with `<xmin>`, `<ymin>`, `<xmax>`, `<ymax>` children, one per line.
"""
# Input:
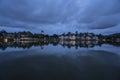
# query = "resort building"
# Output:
<box><xmin>59</xmin><ymin>32</ymin><xmax>99</xmax><ymax>41</ymax></box>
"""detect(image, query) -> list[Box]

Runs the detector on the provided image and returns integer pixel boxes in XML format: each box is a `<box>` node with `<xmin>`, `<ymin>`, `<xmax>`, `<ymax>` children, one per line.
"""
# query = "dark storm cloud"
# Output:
<box><xmin>0</xmin><ymin>0</ymin><xmax>78</xmax><ymax>24</ymax></box>
<box><xmin>79</xmin><ymin>0</ymin><xmax>120</xmax><ymax>30</ymax></box>
<box><xmin>0</xmin><ymin>0</ymin><xmax>120</xmax><ymax>34</ymax></box>
<box><xmin>86</xmin><ymin>14</ymin><xmax>120</xmax><ymax>29</ymax></box>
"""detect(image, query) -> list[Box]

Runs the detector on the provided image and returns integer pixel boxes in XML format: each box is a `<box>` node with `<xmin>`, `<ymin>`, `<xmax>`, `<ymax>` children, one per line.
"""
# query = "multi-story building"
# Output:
<box><xmin>59</xmin><ymin>32</ymin><xmax>99</xmax><ymax>41</ymax></box>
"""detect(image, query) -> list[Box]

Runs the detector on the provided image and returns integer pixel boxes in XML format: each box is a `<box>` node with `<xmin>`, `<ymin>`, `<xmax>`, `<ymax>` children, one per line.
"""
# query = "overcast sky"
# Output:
<box><xmin>0</xmin><ymin>0</ymin><xmax>120</xmax><ymax>34</ymax></box>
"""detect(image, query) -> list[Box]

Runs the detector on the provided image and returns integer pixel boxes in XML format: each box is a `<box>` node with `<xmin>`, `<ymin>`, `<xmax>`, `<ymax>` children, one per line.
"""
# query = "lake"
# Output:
<box><xmin>0</xmin><ymin>42</ymin><xmax>120</xmax><ymax>80</ymax></box>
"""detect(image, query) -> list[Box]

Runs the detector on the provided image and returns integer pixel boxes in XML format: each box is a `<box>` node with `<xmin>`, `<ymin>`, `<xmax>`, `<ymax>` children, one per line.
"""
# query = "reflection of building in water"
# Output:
<box><xmin>40</xmin><ymin>45</ymin><xmax>44</xmax><ymax>49</ymax></box>
<box><xmin>0</xmin><ymin>40</ymin><xmax>119</xmax><ymax>50</ymax></box>
<box><xmin>59</xmin><ymin>40</ymin><xmax>101</xmax><ymax>49</ymax></box>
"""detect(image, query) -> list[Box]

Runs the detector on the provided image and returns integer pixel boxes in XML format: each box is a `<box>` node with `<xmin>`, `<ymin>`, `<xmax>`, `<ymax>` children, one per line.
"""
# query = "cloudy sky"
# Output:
<box><xmin>0</xmin><ymin>0</ymin><xmax>120</xmax><ymax>34</ymax></box>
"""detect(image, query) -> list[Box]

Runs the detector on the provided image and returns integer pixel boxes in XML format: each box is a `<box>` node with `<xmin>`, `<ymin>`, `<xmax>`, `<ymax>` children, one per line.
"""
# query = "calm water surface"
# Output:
<box><xmin>0</xmin><ymin>44</ymin><xmax>120</xmax><ymax>80</ymax></box>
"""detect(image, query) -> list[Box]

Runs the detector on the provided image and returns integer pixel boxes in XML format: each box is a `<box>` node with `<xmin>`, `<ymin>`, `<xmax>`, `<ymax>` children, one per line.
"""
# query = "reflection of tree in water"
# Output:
<box><xmin>0</xmin><ymin>40</ymin><xmax>119</xmax><ymax>50</ymax></box>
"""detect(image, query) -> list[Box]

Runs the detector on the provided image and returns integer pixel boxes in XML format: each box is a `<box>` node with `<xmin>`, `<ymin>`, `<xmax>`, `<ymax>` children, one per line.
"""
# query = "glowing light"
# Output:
<box><xmin>4</xmin><ymin>38</ymin><xmax>8</xmax><ymax>42</ymax></box>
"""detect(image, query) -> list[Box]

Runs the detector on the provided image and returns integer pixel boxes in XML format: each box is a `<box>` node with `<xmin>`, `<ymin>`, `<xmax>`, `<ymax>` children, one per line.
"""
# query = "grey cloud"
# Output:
<box><xmin>0</xmin><ymin>0</ymin><xmax>78</xmax><ymax>24</ymax></box>
<box><xmin>77</xmin><ymin>0</ymin><xmax>120</xmax><ymax>30</ymax></box>
<box><xmin>87</xmin><ymin>14</ymin><xmax>120</xmax><ymax>29</ymax></box>
<box><xmin>0</xmin><ymin>0</ymin><xmax>120</xmax><ymax>34</ymax></box>
<box><xmin>0</xmin><ymin>16</ymin><xmax>35</xmax><ymax>30</ymax></box>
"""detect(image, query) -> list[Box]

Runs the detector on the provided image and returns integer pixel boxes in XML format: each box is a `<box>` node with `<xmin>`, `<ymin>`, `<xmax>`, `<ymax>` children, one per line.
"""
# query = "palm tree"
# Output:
<box><xmin>44</xmin><ymin>35</ymin><xmax>49</xmax><ymax>41</ymax></box>
<box><xmin>75</xmin><ymin>31</ymin><xmax>79</xmax><ymax>41</ymax></box>
<box><xmin>0</xmin><ymin>30</ymin><xmax>7</xmax><ymax>38</ymax></box>
<box><xmin>53</xmin><ymin>34</ymin><xmax>58</xmax><ymax>39</ymax></box>
<box><xmin>79</xmin><ymin>33</ymin><xmax>83</xmax><ymax>40</ymax></box>
<box><xmin>84</xmin><ymin>32</ymin><xmax>88</xmax><ymax>41</ymax></box>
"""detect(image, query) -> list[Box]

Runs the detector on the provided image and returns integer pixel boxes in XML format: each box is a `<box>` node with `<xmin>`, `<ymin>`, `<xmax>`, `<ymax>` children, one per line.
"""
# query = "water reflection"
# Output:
<box><xmin>0</xmin><ymin>49</ymin><xmax>120</xmax><ymax>80</ymax></box>
<box><xmin>0</xmin><ymin>40</ymin><xmax>119</xmax><ymax>50</ymax></box>
<box><xmin>0</xmin><ymin>40</ymin><xmax>120</xmax><ymax>80</ymax></box>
